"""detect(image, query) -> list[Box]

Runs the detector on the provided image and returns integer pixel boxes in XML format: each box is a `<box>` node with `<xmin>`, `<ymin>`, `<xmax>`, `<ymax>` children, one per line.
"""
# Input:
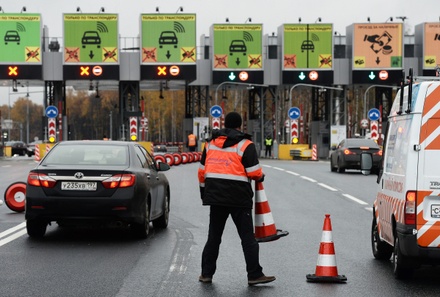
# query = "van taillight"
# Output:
<box><xmin>102</xmin><ymin>174</ymin><xmax>136</xmax><ymax>189</ymax></box>
<box><xmin>27</xmin><ymin>173</ymin><xmax>57</xmax><ymax>188</ymax></box>
<box><xmin>405</xmin><ymin>191</ymin><xmax>416</xmax><ymax>225</ymax></box>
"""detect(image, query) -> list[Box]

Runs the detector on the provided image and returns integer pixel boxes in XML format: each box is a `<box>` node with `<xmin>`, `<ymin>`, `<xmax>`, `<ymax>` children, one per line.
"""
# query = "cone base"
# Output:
<box><xmin>256</xmin><ymin>229</ymin><xmax>289</xmax><ymax>243</ymax></box>
<box><xmin>306</xmin><ymin>273</ymin><xmax>347</xmax><ymax>283</ymax></box>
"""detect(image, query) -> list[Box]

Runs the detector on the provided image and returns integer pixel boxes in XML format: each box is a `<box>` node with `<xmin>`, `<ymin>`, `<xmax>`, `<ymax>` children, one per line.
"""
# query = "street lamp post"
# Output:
<box><xmin>363</xmin><ymin>85</ymin><xmax>396</xmax><ymax>119</ymax></box>
<box><xmin>7</xmin><ymin>89</ymin><xmax>44</xmax><ymax>143</ymax></box>
<box><xmin>288</xmin><ymin>83</ymin><xmax>344</xmax><ymax>143</ymax></box>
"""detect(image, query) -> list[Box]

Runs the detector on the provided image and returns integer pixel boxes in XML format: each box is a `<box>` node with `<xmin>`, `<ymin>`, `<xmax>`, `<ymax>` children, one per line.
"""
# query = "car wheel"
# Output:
<box><xmin>27</xmin><ymin>219</ymin><xmax>47</xmax><ymax>238</ymax></box>
<box><xmin>337</xmin><ymin>158</ymin><xmax>345</xmax><ymax>173</ymax></box>
<box><xmin>153</xmin><ymin>192</ymin><xmax>170</xmax><ymax>229</ymax></box>
<box><xmin>393</xmin><ymin>236</ymin><xmax>414</xmax><ymax>279</ymax></box>
<box><xmin>131</xmin><ymin>200</ymin><xmax>150</xmax><ymax>239</ymax></box>
<box><xmin>330</xmin><ymin>158</ymin><xmax>337</xmax><ymax>172</ymax></box>
<box><xmin>371</xmin><ymin>219</ymin><xmax>393</xmax><ymax>260</ymax></box>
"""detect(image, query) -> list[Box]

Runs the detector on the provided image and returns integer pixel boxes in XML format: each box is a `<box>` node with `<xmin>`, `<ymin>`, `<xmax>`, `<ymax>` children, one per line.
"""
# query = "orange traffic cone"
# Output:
<box><xmin>306</xmin><ymin>214</ymin><xmax>347</xmax><ymax>283</ymax></box>
<box><xmin>254</xmin><ymin>181</ymin><xmax>289</xmax><ymax>242</ymax></box>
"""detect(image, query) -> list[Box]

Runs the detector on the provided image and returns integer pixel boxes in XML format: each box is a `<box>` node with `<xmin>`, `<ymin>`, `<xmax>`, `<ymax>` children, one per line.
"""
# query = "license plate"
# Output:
<box><xmin>431</xmin><ymin>204</ymin><xmax>440</xmax><ymax>218</ymax></box>
<box><xmin>61</xmin><ymin>182</ymin><xmax>97</xmax><ymax>191</ymax></box>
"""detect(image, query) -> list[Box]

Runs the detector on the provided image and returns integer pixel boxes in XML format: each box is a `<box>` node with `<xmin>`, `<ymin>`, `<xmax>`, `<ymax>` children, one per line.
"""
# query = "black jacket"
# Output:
<box><xmin>199</xmin><ymin>128</ymin><xmax>261</xmax><ymax>209</ymax></box>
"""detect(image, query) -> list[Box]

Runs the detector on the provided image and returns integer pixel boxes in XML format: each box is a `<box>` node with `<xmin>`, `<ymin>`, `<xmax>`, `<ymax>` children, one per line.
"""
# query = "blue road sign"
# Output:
<box><xmin>210</xmin><ymin>105</ymin><xmax>223</xmax><ymax>118</ymax></box>
<box><xmin>45</xmin><ymin>105</ymin><xmax>59</xmax><ymax>118</ymax></box>
<box><xmin>368</xmin><ymin>108</ymin><xmax>380</xmax><ymax>121</ymax></box>
<box><xmin>288</xmin><ymin>107</ymin><xmax>301</xmax><ymax>120</ymax></box>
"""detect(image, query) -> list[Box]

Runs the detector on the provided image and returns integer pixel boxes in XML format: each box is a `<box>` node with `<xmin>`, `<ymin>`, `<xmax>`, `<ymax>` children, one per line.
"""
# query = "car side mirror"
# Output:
<box><xmin>157</xmin><ymin>162</ymin><xmax>170</xmax><ymax>172</ymax></box>
<box><xmin>360</xmin><ymin>153</ymin><xmax>373</xmax><ymax>175</ymax></box>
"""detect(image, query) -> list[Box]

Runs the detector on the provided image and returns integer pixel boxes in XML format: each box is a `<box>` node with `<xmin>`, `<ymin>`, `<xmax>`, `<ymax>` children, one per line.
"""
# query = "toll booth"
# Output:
<box><xmin>310</xmin><ymin>121</ymin><xmax>330</xmax><ymax>159</ymax></box>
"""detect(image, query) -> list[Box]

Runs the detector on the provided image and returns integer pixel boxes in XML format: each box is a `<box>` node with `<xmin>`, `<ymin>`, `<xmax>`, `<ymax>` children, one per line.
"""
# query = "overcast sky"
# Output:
<box><xmin>0</xmin><ymin>0</ymin><xmax>438</xmax><ymax>105</ymax></box>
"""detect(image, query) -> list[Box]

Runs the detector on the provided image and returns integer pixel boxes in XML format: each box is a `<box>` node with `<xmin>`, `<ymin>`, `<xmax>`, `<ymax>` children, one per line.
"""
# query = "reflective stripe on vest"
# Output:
<box><xmin>204</xmin><ymin>138</ymin><xmax>252</xmax><ymax>183</ymax></box>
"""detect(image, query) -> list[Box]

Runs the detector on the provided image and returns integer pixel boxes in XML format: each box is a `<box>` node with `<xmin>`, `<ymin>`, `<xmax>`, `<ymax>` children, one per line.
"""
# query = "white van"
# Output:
<box><xmin>368</xmin><ymin>73</ymin><xmax>440</xmax><ymax>278</ymax></box>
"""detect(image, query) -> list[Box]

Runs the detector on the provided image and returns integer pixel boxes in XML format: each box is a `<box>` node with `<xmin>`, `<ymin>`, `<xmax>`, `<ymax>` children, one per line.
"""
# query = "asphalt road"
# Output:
<box><xmin>1</xmin><ymin>156</ymin><xmax>440</xmax><ymax>297</ymax></box>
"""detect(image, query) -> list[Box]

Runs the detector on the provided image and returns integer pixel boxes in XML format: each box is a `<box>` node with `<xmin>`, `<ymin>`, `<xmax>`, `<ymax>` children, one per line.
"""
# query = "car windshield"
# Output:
<box><xmin>43</xmin><ymin>144</ymin><xmax>128</xmax><ymax>166</ymax></box>
<box><xmin>84</xmin><ymin>32</ymin><xmax>99</xmax><ymax>37</ymax></box>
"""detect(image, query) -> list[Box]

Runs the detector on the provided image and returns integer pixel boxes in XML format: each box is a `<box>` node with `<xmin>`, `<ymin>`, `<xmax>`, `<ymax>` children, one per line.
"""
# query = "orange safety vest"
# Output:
<box><xmin>200</xmin><ymin>138</ymin><xmax>262</xmax><ymax>183</ymax></box>
<box><xmin>188</xmin><ymin>134</ymin><xmax>196</xmax><ymax>146</ymax></box>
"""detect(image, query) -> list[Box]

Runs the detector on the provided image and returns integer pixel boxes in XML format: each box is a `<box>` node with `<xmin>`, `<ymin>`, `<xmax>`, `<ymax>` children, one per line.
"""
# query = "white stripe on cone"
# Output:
<box><xmin>255</xmin><ymin>213</ymin><xmax>275</xmax><ymax>227</ymax></box>
<box><xmin>320</xmin><ymin>230</ymin><xmax>333</xmax><ymax>243</ymax></box>
<box><xmin>316</xmin><ymin>254</ymin><xmax>337</xmax><ymax>267</ymax></box>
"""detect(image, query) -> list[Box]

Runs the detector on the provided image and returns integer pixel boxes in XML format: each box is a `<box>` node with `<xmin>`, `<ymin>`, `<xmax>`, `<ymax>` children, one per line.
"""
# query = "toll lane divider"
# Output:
<box><xmin>154</xmin><ymin>152</ymin><xmax>202</xmax><ymax>167</ymax></box>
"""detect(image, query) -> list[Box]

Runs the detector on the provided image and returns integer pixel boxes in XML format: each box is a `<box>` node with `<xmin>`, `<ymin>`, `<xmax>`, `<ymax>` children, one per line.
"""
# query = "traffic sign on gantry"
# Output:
<box><xmin>211</xmin><ymin>24</ymin><xmax>263</xmax><ymax>84</ymax></box>
<box><xmin>420</xmin><ymin>23</ymin><xmax>440</xmax><ymax>76</ymax></box>
<box><xmin>0</xmin><ymin>13</ymin><xmax>43</xmax><ymax>79</ymax></box>
<box><xmin>350</xmin><ymin>23</ymin><xmax>403</xmax><ymax>84</ymax></box>
<box><xmin>140</xmin><ymin>14</ymin><xmax>196</xmax><ymax>81</ymax></box>
<box><xmin>280</xmin><ymin>23</ymin><xmax>333</xmax><ymax>84</ymax></box>
<box><xmin>63</xmin><ymin>13</ymin><xmax>119</xmax><ymax>80</ymax></box>
<box><xmin>63</xmin><ymin>14</ymin><xmax>119</xmax><ymax>64</ymax></box>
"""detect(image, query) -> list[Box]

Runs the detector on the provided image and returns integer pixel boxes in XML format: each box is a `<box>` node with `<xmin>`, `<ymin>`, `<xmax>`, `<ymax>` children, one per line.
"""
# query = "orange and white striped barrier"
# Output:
<box><xmin>306</xmin><ymin>214</ymin><xmax>347</xmax><ymax>283</ymax></box>
<box><xmin>311</xmin><ymin>144</ymin><xmax>318</xmax><ymax>161</ymax></box>
<box><xmin>45</xmin><ymin>143</ymin><xmax>51</xmax><ymax>157</ymax></box>
<box><xmin>34</xmin><ymin>144</ymin><xmax>40</xmax><ymax>161</ymax></box>
<box><xmin>254</xmin><ymin>181</ymin><xmax>289</xmax><ymax>242</ymax></box>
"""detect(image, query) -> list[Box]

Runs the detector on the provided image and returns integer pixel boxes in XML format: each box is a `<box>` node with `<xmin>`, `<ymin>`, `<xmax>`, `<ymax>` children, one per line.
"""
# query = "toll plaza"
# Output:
<box><xmin>0</xmin><ymin>9</ymin><xmax>438</xmax><ymax>159</ymax></box>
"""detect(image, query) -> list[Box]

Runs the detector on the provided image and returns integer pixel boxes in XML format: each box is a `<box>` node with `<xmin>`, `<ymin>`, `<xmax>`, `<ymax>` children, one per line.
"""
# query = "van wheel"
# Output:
<box><xmin>371</xmin><ymin>219</ymin><xmax>393</xmax><ymax>260</ymax></box>
<box><xmin>393</xmin><ymin>236</ymin><xmax>414</xmax><ymax>279</ymax></box>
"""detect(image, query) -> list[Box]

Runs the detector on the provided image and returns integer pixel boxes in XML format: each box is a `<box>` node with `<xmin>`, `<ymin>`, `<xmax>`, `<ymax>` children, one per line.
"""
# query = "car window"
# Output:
<box><xmin>43</xmin><ymin>144</ymin><xmax>128</xmax><ymax>166</ymax></box>
<box><xmin>135</xmin><ymin>145</ymin><xmax>157</xmax><ymax>171</ymax></box>
<box><xmin>135</xmin><ymin>146</ymin><xmax>148</xmax><ymax>168</ymax></box>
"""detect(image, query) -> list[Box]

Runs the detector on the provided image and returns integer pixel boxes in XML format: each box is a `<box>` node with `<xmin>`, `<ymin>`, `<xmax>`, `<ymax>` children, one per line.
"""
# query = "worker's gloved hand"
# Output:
<box><xmin>257</xmin><ymin>174</ymin><xmax>265</xmax><ymax>183</ymax></box>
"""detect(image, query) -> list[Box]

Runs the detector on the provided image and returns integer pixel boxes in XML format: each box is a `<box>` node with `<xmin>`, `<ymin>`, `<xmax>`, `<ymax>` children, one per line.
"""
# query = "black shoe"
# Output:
<box><xmin>199</xmin><ymin>275</ymin><xmax>212</xmax><ymax>283</ymax></box>
<box><xmin>248</xmin><ymin>275</ymin><xmax>276</xmax><ymax>286</ymax></box>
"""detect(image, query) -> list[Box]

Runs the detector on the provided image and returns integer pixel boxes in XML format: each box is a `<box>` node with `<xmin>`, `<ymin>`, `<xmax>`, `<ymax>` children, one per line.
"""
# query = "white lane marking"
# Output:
<box><xmin>0</xmin><ymin>223</ymin><xmax>27</xmax><ymax>247</ymax></box>
<box><xmin>286</xmin><ymin>171</ymin><xmax>300</xmax><ymax>176</ymax></box>
<box><xmin>300</xmin><ymin>176</ymin><xmax>316</xmax><ymax>183</ymax></box>
<box><xmin>272</xmin><ymin>167</ymin><xmax>285</xmax><ymax>171</ymax></box>
<box><xmin>0</xmin><ymin>222</ymin><xmax>26</xmax><ymax>240</ymax></box>
<box><xmin>364</xmin><ymin>207</ymin><xmax>373</xmax><ymax>212</ymax></box>
<box><xmin>342</xmin><ymin>194</ymin><xmax>368</xmax><ymax>205</ymax></box>
<box><xmin>318</xmin><ymin>183</ymin><xmax>338</xmax><ymax>191</ymax></box>
<box><xmin>1</xmin><ymin>165</ymin><xmax>11</xmax><ymax>168</ymax></box>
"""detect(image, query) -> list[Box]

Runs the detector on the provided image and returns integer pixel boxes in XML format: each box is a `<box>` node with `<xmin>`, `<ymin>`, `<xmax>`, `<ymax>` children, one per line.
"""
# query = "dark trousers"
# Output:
<box><xmin>265</xmin><ymin>146</ymin><xmax>272</xmax><ymax>158</ymax></box>
<box><xmin>201</xmin><ymin>205</ymin><xmax>263</xmax><ymax>280</ymax></box>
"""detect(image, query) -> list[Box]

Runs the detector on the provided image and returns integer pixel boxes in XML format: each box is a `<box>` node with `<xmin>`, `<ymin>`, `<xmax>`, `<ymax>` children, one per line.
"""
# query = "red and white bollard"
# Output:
<box><xmin>312</xmin><ymin>144</ymin><xmax>318</xmax><ymax>161</ymax></box>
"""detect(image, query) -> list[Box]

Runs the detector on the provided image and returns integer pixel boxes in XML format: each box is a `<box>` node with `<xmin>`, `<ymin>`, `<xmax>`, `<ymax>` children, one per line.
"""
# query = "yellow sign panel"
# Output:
<box><xmin>424</xmin><ymin>23</ymin><xmax>440</xmax><ymax>69</ymax></box>
<box><xmin>353</xmin><ymin>23</ymin><xmax>403</xmax><ymax>69</ymax></box>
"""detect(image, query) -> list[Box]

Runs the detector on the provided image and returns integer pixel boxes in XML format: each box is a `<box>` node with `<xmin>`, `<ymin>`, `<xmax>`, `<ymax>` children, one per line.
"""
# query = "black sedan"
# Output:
<box><xmin>25</xmin><ymin>140</ymin><xmax>171</xmax><ymax>239</ymax></box>
<box><xmin>5</xmin><ymin>141</ymin><xmax>28</xmax><ymax>156</ymax></box>
<box><xmin>330</xmin><ymin>138</ymin><xmax>382</xmax><ymax>173</ymax></box>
